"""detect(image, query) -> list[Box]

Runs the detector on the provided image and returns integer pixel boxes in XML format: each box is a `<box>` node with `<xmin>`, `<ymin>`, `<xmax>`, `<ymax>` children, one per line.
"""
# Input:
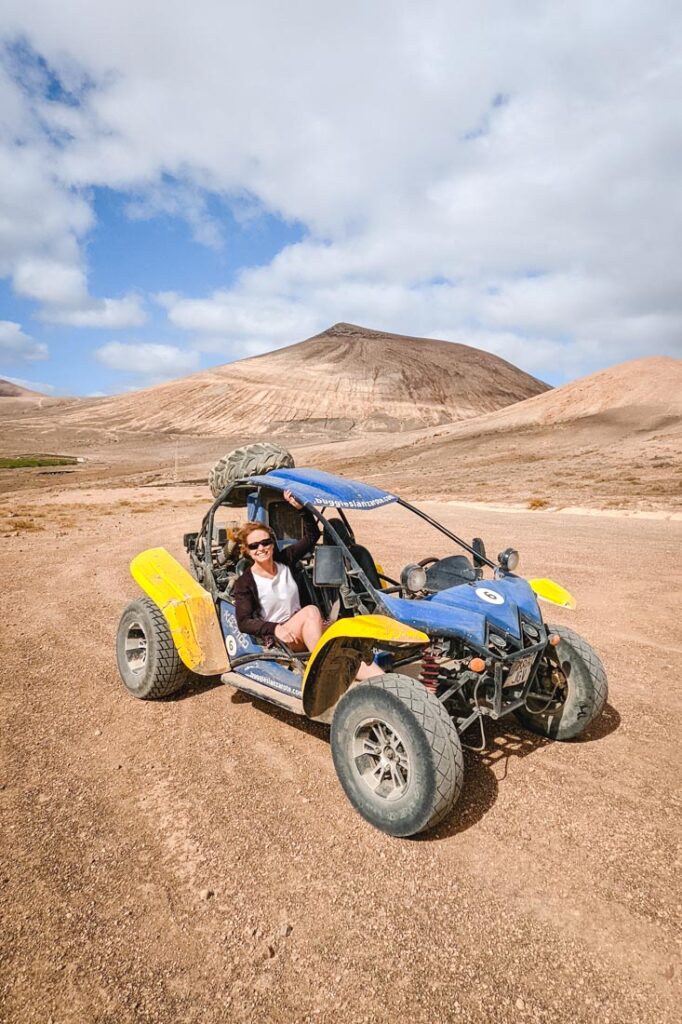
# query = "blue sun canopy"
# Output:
<box><xmin>248</xmin><ymin>467</ymin><xmax>397</xmax><ymax>510</ymax></box>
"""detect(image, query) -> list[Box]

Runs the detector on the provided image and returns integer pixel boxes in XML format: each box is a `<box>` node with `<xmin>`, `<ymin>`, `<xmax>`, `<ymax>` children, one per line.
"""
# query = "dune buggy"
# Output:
<box><xmin>116</xmin><ymin>461</ymin><xmax>608</xmax><ymax>837</ymax></box>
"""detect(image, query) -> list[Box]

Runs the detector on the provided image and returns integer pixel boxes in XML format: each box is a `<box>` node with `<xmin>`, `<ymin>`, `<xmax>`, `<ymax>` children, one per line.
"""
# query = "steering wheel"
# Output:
<box><xmin>418</xmin><ymin>557</ymin><xmax>440</xmax><ymax>568</ymax></box>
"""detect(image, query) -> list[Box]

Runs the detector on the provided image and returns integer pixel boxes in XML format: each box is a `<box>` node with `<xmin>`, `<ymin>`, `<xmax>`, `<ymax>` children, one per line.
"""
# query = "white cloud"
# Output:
<box><xmin>0</xmin><ymin>55</ymin><xmax>146</xmax><ymax>326</ymax></box>
<box><xmin>157</xmin><ymin>288</ymin><xmax>319</xmax><ymax>357</ymax></box>
<box><xmin>13</xmin><ymin>257</ymin><xmax>88</xmax><ymax>306</ymax></box>
<box><xmin>0</xmin><ymin>2</ymin><xmax>681</xmax><ymax>377</ymax></box>
<box><xmin>0</xmin><ymin>320</ymin><xmax>47</xmax><ymax>361</ymax></box>
<box><xmin>94</xmin><ymin>341</ymin><xmax>200</xmax><ymax>381</ymax></box>
<box><xmin>43</xmin><ymin>294</ymin><xmax>146</xmax><ymax>327</ymax></box>
<box><xmin>12</xmin><ymin>255</ymin><xmax>145</xmax><ymax>328</ymax></box>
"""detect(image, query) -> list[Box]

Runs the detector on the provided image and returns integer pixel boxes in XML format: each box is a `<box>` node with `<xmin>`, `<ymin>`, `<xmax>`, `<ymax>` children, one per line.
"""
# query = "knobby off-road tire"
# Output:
<box><xmin>208</xmin><ymin>443</ymin><xmax>295</xmax><ymax>499</ymax></box>
<box><xmin>514</xmin><ymin>624</ymin><xmax>608</xmax><ymax>740</ymax></box>
<box><xmin>331</xmin><ymin>674</ymin><xmax>464</xmax><ymax>837</ymax></box>
<box><xmin>116</xmin><ymin>598</ymin><xmax>190</xmax><ymax>699</ymax></box>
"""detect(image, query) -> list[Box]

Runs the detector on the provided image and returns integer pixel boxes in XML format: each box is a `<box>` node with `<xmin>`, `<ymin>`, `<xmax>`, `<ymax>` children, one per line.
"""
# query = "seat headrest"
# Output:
<box><xmin>324</xmin><ymin>517</ymin><xmax>352</xmax><ymax>547</ymax></box>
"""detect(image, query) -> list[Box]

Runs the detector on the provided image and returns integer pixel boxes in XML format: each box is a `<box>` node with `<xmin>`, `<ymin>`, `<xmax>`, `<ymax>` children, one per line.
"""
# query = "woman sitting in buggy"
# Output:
<box><xmin>232</xmin><ymin>490</ymin><xmax>382</xmax><ymax>679</ymax></box>
<box><xmin>232</xmin><ymin>489</ymin><xmax>326</xmax><ymax>651</ymax></box>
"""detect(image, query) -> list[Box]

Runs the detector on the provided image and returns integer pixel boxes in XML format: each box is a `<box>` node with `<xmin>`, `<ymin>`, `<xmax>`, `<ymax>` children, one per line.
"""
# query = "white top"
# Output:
<box><xmin>253</xmin><ymin>564</ymin><xmax>301</xmax><ymax>624</ymax></box>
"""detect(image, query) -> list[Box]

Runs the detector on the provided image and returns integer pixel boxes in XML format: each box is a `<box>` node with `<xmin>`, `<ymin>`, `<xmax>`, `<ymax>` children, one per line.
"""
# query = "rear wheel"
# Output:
<box><xmin>514</xmin><ymin>624</ymin><xmax>608</xmax><ymax>740</ymax></box>
<box><xmin>331</xmin><ymin>674</ymin><xmax>464</xmax><ymax>837</ymax></box>
<box><xmin>116</xmin><ymin>598</ymin><xmax>190</xmax><ymax>699</ymax></box>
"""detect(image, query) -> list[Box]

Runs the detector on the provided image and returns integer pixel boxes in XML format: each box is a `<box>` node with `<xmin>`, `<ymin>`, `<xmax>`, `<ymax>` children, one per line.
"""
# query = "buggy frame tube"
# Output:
<box><xmin>200</xmin><ymin>481</ymin><xmax>241</xmax><ymax>597</ymax></box>
<box><xmin>336</xmin><ymin>507</ymin><xmax>356</xmax><ymax>542</ymax></box>
<box><xmin>396</xmin><ymin>497</ymin><xmax>499</xmax><ymax>571</ymax></box>
<box><xmin>303</xmin><ymin>503</ymin><xmax>392</xmax><ymax>617</ymax></box>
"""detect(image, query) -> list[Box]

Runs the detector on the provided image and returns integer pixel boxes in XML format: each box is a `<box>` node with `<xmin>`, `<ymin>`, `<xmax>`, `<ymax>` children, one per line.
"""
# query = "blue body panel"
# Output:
<box><xmin>382</xmin><ymin>594</ymin><xmax>487</xmax><ymax>645</ymax></box>
<box><xmin>247</xmin><ymin>467</ymin><xmax>396</xmax><ymax>510</ymax></box>
<box><xmin>219</xmin><ymin>600</ymin><xmax>303</xmax><ymax>697</ymax></box>
<box><xmin>382</xmin><ymin>576</ymin><xmax>543</xmax><ymax>645</ymax></box>
<box><xmin>246</xmin><ymin>492</ymin><xmax>265</xmax><ymax>523</ymax></box>
<box><xmin>236</xmin><ymin>660</ymin><xmax>303</xmax><ymax>697</ymax></box>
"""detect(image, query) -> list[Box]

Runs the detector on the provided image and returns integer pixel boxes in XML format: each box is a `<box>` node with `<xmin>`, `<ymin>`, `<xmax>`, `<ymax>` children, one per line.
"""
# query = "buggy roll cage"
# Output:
<box><xmin>196</xmin><ymin>478</ymin><xmax>500</xmax><ymax>607</ymax></box>
<box><xmin>197</xmin><ymin>479</ymin><xmax>391</xmax><ymax>615</ymax></box>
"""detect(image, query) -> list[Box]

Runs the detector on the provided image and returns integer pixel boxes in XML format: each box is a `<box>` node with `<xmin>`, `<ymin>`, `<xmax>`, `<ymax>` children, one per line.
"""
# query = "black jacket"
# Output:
<box><xmin>233</xmin><ymin>508</ymin><xmax>320</xmax><ymax>638</ymax></box>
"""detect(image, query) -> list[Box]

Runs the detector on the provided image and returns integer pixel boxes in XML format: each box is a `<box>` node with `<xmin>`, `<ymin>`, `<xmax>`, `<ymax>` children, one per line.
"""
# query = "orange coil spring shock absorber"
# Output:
<box><xmin>419</xmin><ymin>648</ymin><xmax>440</xmax><ymax>694</ymax></box>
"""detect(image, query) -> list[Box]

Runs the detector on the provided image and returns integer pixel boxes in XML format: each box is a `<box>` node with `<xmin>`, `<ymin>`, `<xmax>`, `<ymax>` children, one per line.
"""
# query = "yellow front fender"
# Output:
<box><xmin>302</xmin><ymin>614</ymin><xmax>429</xmax><ymax>722</ymax></box>
<box><xmin>131</xmin><ymin>547</ymin><xmax>229</xmax><ymax>675</ymax></box>
<box><xmin>529</xmin><ymin>578</ymin><xmax>577</xmax><ymax>610</ymax></box>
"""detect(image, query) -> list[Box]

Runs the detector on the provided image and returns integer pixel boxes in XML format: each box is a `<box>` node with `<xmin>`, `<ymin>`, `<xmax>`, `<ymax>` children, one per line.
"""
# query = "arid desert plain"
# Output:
<box><xmin>1</xmin><ymin>324</ymin><xmax>681</xmax><ymax>1024</ymax></box>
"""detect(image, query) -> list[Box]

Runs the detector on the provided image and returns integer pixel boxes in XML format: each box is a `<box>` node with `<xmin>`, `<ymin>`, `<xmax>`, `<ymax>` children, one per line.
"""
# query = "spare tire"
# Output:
<box><xmin>208</xmin><ymin>442</ymin><xmax>295</xmax><ymax>499</ymax></box>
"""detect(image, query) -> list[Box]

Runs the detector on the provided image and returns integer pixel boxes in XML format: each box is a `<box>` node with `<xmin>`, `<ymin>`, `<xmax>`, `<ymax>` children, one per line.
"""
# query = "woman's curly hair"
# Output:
<box><xmin>231</xmin><ymin>520</ymin><xmax>277</xmax><ymax>559</ymax></box>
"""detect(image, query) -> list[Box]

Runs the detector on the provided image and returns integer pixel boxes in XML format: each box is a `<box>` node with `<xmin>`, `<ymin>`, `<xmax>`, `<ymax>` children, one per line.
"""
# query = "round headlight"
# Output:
<box><xmin>498</xmin><ymin>547</ymin><xmax>520</xmax><ymax>572</ymax></box>
<box><xmin>400</xmin><ymin>563</ymin><xmax>427</xmax><ymax>593</ymax></box>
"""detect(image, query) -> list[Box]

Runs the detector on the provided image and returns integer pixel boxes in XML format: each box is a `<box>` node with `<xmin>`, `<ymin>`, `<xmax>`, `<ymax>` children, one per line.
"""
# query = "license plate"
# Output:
<box><xmin>505</xmin><ymin>655</ymin><xmax>534</xmax><ymax>688</ymax></box>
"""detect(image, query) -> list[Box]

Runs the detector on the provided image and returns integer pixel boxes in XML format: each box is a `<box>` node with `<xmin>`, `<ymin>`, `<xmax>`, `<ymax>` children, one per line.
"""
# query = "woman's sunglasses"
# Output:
<box><xmin>247</xmin><ymin>538</ymin><xmax>274</xmax><ymax>551</ymax></box>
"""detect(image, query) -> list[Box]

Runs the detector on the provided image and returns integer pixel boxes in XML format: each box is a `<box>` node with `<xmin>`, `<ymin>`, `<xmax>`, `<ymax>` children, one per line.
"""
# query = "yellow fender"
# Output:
<box><xmin>529</xmin><ymin>578</ymin><xmax>577</xmax><ymax>610</ymax></box>
<box><xmin>131</xmin><ymin>547</ymin><xmax>229</xmax><ymax>675</ymax></box>
<box><xmin>302</xmin><ymin>615</ymin><xmax>429</xmax><ymax>722</ymax></box>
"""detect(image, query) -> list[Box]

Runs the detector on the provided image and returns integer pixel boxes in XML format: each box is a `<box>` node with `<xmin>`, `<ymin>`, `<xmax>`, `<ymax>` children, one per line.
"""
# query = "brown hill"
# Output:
<box><xmin>317</xmin><ymin>356</ymin><xmax>682</xmax><ymax>510</ymax></box>
<box><xmin>448</xmin><ymin>354</ymin><xmax>682</xmax><ymax>432</ymax></box>
<box><xmin>57</xmin><ymin>322</ymin><xmax>549</xmax><ymax>436</ymax></box>
<box><xmin>0</xmin><ymin>378</ymin><xmax>44</xmax><ymax>398</ymax></box>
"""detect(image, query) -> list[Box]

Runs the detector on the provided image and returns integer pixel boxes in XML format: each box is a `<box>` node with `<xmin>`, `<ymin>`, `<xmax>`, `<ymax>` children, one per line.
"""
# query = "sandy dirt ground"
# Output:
<box><xmin>1</xmin><ymin>483</ymin><xmax>681</xmax><ymax>1024</ymax></box>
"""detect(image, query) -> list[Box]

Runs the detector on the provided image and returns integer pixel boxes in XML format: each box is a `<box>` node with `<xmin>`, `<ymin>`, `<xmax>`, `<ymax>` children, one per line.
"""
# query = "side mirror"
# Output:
<box><xmin>313</xmin><ymin>546</ymin><xmax>346</xmax><ymax>588</ymax></box>
<box><xmin>471</xmin><ymin>537</ymin><xmax>487</xmax><ymax>568</ymax></box>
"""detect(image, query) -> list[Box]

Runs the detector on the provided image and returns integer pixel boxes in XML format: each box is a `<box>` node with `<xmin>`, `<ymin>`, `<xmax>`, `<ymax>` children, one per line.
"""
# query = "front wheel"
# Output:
<box><xmin>330</xmin><ymin>674</ymin><xmax>464</xmax><ymax>837</ymax></box>
<box><xmin>514</xmin><ymin>624</ymin><xmax>608</xmax><ymax>740</ymax></box>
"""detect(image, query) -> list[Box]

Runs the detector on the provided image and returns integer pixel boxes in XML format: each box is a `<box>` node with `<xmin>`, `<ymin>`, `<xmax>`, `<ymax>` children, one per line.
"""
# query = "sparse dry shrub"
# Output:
<box><xmin>7</xmin><ymin>517</ymin><xmax>43</xmax><ymax>532</ymax></box>
<box><xmin>0</xmin><ymin>455</ymin><xmax>77</xmax><ymax>469</ymax></box>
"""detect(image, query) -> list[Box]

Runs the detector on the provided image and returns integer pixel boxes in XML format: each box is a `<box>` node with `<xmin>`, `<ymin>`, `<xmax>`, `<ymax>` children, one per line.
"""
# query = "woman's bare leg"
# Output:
<box><xmin>284</xmin><ymin>607</ymin><xmax>384</xmax><ymax>679</ymax></box>
<box><xmin>284</xmin><ymin>605</ymin><xmax>325</xmax><ymax>651</ymax></box>
<box><xmin>356</xmin><ymin>660</ymin><xmax>384</xmax><ymax>680</ymax></box>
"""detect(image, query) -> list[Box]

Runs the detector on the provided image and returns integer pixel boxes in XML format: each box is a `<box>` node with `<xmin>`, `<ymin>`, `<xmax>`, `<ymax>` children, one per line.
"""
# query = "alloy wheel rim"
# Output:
<box><xmin>124</xmin><ymin>621</ymin><xmax>148</xmax><ymax>674</ymax></box>
<box><xmin>352</xmin><ymin>718</ymin><xmax>410</xmax><ymax>801</ymax></box>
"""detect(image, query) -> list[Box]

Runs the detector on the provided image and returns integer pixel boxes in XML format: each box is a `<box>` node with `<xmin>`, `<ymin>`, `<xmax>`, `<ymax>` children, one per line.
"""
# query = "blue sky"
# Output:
<box><xmin>1</xmin><ymin>2</ymin><xmax>680</xmax><ymax>396</ymax></box>
<box><xmin>0</xmin><ymin>184</ymin><xmax>305</xmax><ymax>395</ymax></box>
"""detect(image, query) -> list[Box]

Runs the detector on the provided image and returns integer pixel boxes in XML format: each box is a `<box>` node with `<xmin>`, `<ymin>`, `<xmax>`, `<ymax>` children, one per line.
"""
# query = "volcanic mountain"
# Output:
<box><xmin>58</xmin><ymin>322</ymin><xmax>549</xmax><ymax>436</ymax></box>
